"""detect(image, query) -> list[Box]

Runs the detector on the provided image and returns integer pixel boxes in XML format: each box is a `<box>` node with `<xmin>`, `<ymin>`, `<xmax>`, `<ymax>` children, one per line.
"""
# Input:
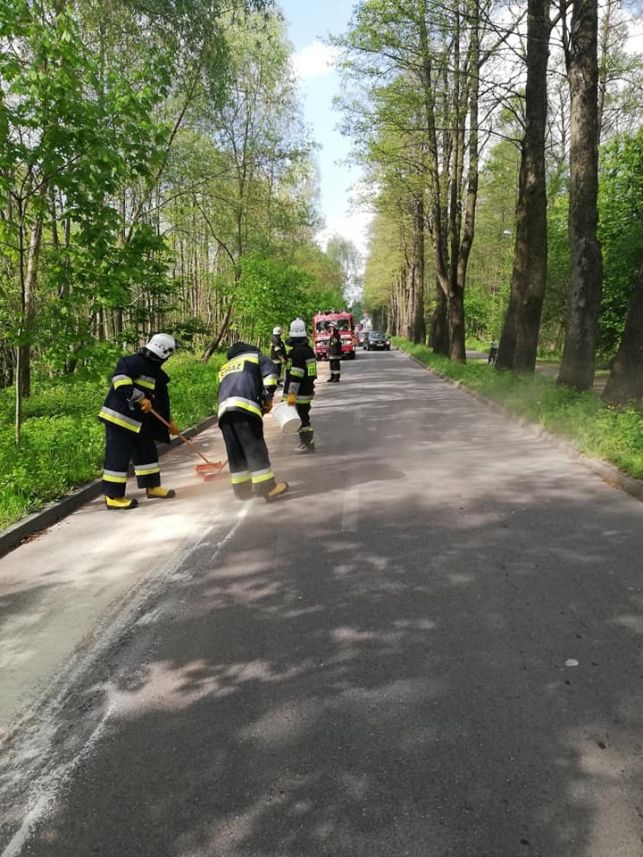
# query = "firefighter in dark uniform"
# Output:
<box><xmin>270</xmin><ymin>326</ymin><xmax>287</xmax><ymax>385</ymax></box>
<box><xmin>327</xmin><ymin>323</ymin><xmax>342</xmax><ymax>382</ymax></box>
<box><xmin>285</xmin><ymin>317</ymin><xmax>317</xmax><ymax>454</ymax></box>
<box><xmin>218</xmin><ymin>342</ymin><xmax>289</xmax><ymax>502</ymax></box>
<box><xmin>98</xmin><ymin>333</ymin><xmax>179</xmax><ymax>510</ymax></box>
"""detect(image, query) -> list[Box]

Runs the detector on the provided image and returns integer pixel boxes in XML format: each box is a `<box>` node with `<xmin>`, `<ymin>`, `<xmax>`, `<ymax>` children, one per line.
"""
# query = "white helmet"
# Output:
<box><xmin>145</xmin><ymin>333</ymin><xmax>176</xmax><ymax>360</ymax></box>
<box><xmin>289</xmin><ymin>318</ymin><xmax>307</xmax><ymax>337</ymax></box>
<box><xmin>273</xmin><ymin>326</ymin><xmax>282</xmax><ymax>336</ymax></box>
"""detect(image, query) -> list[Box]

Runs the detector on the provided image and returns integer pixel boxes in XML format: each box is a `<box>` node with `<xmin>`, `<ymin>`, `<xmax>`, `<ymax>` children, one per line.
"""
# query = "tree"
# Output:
<box><xmin>602</xmin><ymin>265</ymin><xmax>643</xmax><ymax>403</ymax></box>
<box><xmin>600</xmin><ymin>128</ymin><xmax>643</xmax><ymax>403</ymax></box>
<box><xmin>338</xmin><ymin>0</ymin><xmax>491</xmax><ymax>358</ymax></box>
<box><xmin>465</xmin><ymin>140</ymin><xmax>519</xmax><ymax>342</ymax></box>
<box><xmin>597</xmin><ymin>128</ymin><xmax>643</xmax><ymax>356</ymax></box>
<box><xmin>325</xmin><ymin>235</ymin><xmax>363</xmax><ymax>306</ymax></box>
<box><xmin>496</xmin><ymin>0</ymin><xmax>553</xmax><ymax>373</ymax></box>
<box><xmin>557</xmin><ymin>0</ymin><xmax>603</xmax><ymax>390</ymax></box>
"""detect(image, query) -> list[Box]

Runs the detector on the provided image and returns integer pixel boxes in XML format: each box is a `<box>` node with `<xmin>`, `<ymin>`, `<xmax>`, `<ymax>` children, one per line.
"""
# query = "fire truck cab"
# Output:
<box><xmin>312</xmin><ymin>310</ymin><xmax>356</xmax><ymax>360</ymax></box>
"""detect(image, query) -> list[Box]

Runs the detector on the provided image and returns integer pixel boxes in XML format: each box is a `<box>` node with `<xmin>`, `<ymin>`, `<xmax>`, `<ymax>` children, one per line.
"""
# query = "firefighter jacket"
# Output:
<box><xmin>270</xmin><ymin>335</ymin><xmax>287</xmax><ymax>363</ymax></box>
<box><xmin>328</xmin><ymin>331</ymin><xmax>342</xmax><ymax>359</ymax></box>
<box><xmin>218</xmin><ymin>343</ymin><xmax>278</xmax><ymax>422</ymax></box>
<box><xmin>285</xmin><ymin>338</ymin><xmax>317</xmax><ymax>404</ymax></box>
<box><xmin>99</xmin><ymin>351</ymin><xmax>171</xmax><ymax>442</ymax></box>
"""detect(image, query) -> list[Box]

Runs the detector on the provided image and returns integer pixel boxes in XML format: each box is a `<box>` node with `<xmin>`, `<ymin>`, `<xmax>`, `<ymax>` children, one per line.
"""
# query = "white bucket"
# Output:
<box><xmin>271</xmin><ymin>402</ymin><xmax>300</xmax><ymax>434</ymax></box>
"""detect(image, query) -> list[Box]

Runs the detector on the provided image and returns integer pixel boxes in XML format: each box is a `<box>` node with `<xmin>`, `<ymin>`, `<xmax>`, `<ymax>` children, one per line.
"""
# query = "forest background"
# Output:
<box><xmin>1</xmin><ymin>0</ymin><xmax>642</xmax><ymax>527</ymax></box>
<box><xmin>347</xmin><ymin>0</ymin><xmax>643</xmax><ymax>393</ymax></box>
<box><xmin>0</xmin><ymin>0</ymin><xmax>359</xmax><ymax>524</ymax></box>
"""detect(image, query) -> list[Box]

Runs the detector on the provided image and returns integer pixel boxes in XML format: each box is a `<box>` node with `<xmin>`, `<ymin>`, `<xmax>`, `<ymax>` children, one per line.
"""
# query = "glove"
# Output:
<box><xmin>168</xmin><ymin>419</ymin><xmax>181</xmax><ymax>436</ymax></box>
<box><xmin>127</xmin><ymin>388</ymin><xmax>145</xmax><ymax>411</ymax></box>
<box><xmin>262</xmin><ymin>400</ymin><xmax>273</xmax><ymax>415</ymax></box>
<box><xmin>287</xmin><ymin>393</ymin><xmax>297</xmax><ymax>407</ymax></box>
<box><xmin>139</xmin><ymin>397</ymin><xmax>153</xmax><ymax>414</ymax></box>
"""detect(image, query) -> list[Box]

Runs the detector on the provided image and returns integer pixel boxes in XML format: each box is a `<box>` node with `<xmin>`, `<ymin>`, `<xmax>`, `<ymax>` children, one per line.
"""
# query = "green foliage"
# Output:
<box><xmin>229</xmin><ymin>253</ymin><xmax>344</xmax><ymax>344</ymax></box>
<box><xmin>394</xmin><ymin>338</ymin><xmax>643</xmax><ymax>480</ymax></box>
<box><xmin>540</xmin><ymin>190</ymin><xmax>570</xmax><ymax>353</ymax></box>
<box><xmin>598</xmin><ymin>128</ymin><xmax>643</xmax><ymax>355</ymax></box>
<box><xmin>0</xmin><ymin>353</ymin><xmax>224</xmax><ymax>529</ymax></box>
<box><xmin>465</xmin><ymin>141</ymin><xmax>519</xmax><ymax>340</ymax></box>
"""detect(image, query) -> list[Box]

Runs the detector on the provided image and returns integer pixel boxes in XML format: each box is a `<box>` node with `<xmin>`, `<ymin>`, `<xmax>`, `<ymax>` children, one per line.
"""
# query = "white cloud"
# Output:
<box><xmin>292</xmin><ymin>41</ymin><xmax>338</xmax><ymax>80</ymax></box>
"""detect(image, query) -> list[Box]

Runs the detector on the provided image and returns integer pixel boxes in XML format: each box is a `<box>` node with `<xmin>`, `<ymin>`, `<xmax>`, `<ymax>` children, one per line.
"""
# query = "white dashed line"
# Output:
<box><xmin>341</xmin><ymin>485</ymin><xmax>360</xmax><ymax>533</ymax></box>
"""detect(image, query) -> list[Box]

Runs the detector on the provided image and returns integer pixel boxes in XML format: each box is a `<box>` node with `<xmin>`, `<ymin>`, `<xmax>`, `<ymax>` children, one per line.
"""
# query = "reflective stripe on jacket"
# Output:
<box><xmin>218</xmin><ymin>350</ymin><xmax>278</xmax><ymax>421</ymax></box>
<box><xmin>99</xmin><ymin>352</ymin><xmax>171</xmax><ymax>439</ymax></box>
<box><xmin>285</xmin><ymin>340</ymin><xmax>316</xmax><ymax>399</ymax></box>
<box><xmin>328</xmin><ymin>332</ymin><xmax>342</xmax><ymax>358</ymax></box>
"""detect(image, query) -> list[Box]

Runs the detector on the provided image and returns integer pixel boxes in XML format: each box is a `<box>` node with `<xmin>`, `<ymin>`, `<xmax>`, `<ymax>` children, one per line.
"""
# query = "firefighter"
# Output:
<box><xmin>327</xmin><ymin>323</ymin><xmax>342</xmax><ymax>382</ymax></box>
<box><xmin>285</xmin><ymin>317</ymin><xmax>317</xmax><ymax>454</ymax></box>
<box><xmin>270</xmin><ymin>326</ymin><xmax>288</xmax><ymax>385</ymax></box>
<box><xmin>98</xmin><ymin>333</ymin><xmax>179</xmax><ymax>510</ymax></box>
<box><xmin>217</xmin><ymin>342</ymin><xmax>289</xmax><ymax>502</ymax></box>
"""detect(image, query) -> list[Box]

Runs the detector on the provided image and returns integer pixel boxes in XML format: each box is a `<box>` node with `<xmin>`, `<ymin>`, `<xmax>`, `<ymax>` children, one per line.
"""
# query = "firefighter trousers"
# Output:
<box><xmin>102</xmin><ymin>424</ymin><xmax>161</xmax><ymax>498</ymax></box>
<box><xmin>296</xmin><ymin>403</ymin><xmax>314</xmax><ymax>447</ymax></box>
<box><xmin>329</xmin><ymin>357</ymin><xmax>341</xmax><ymax>380</ymax></box>
<box><xmin>219</xmin><ymin>412</ymin><xmax>276</xmax><ymax>499</ymax></box>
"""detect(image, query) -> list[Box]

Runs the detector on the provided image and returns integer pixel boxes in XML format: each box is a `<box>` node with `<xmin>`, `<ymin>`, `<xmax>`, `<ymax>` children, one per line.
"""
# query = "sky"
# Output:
<box><xmin>279</xmin><ymin>2</ymin><xmax>643</xmax><ymax>261</ymax></box>
<box><xmin>278</xmin><ymin>0</ymin><xmax>372</xmax><ymax>258</ymax></box>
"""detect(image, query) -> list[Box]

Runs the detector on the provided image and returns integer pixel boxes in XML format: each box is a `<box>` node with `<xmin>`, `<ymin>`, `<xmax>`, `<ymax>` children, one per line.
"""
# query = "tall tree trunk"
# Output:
<box><xmin>418</xmin><ymin>0</ymin><xmax>451</xmax><ymax>347</ymax></box>
<box><xmin>447</xmin><ymin>285</ymin><xmax>465</xmax><ymax>362</ymax></box>
<box><xmin>202</xmin><ymin>302</ymin><xmax>234</xmax><ymax>362</ymax></box>
<box><xmin>430</xmin><ymin>281</ymin><xmax>449</xmax><ymax>355</ymax></box>
<box><xmin>602</xmin><ymin>265</ymin><xmax>643</xmax><ymax>404</ymax></box>
<box><xmin>497</xmin><ymin>0</ymin><xmax>551</xmax><ymax>373</ymax></box>
<box><xmin>496</xmin><ymin>280</ymin><xmax>519</xmax><ymax>370</ymax></box>
<box><xmin>0</xmin><ymin>345</ymin><xmax>13</xmax><ymax>388</ymax></box>
<box><xmin>558</xmin><ymin>0</ymin><xmax>603</xmax><ymax>390</ymax></box>
<box><xmin>17</xmin><ymin>213</ymin><xmax>44</xmax><ymax>403</ymax></box>
<box><xmin>410</xmin><ymin>196</ymin><xmax>426</xmax><ymax>343</ymax></box>
<box><xmin>452</xmin><ymin>1</ymin><xmax>481</xmax><ymax>364</ymax></box>
<box><xmin>405</xmin><ymin>266</ymin><xmax>416</xmax><ymax>341</ymax></box>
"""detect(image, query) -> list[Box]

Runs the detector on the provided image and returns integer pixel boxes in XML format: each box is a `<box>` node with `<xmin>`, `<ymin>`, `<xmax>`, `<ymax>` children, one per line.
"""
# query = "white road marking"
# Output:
<box><xmin>341</xmin><ymin>485</ymin><xmax>360</xmax><ymax>533</ymax></box>
<box><xmin>210</xmin><ymin>503</ymin><xmax>250</xmax><ymax>562</ymax></box>
<box><xmin>0</xmin><ymin>505</ymin><xmax>252</xmax><ymax>856</ymax></box>
<box><xmin>0</xmin><ymin>703</ymin><xmax>114</xmax><ymax>857</ymax></box>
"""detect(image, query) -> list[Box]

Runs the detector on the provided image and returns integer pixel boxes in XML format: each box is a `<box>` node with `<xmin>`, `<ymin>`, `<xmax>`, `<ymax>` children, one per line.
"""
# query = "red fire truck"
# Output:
<box><xmin>312</xmin><ymin>310</ymin><xmax>357</xmax><ymax>360</ymax></box>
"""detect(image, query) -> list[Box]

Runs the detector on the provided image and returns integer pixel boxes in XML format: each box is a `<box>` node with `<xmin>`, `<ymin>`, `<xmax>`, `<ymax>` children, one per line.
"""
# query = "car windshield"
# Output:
<box><xmin>316</xmin><ymin>319</ymin><xmax>351</xmax><ymax>332</ymax></box>
<box><xmin>369</xmin><ymin>331</ymin><xmax>386</xmax><ymax>339</ymax></box>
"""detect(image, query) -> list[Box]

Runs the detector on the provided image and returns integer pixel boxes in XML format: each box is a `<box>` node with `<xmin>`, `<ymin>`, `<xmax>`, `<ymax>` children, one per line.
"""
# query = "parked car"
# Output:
<box><xmin>364</xmin><ymin>331</ymin><xmax>391</xmax><ymax>351</ymax></box>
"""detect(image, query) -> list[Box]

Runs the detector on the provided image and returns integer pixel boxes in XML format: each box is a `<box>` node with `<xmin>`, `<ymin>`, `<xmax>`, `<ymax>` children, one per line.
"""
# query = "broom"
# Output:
<box><xmin>149</xmin><ymin>407</ymin><xmax>225</xmax><ymax>481</ymax></box>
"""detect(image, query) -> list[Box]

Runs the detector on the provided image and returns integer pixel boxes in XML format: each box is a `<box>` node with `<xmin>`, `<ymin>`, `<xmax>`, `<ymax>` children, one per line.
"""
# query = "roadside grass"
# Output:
<box><xmin>395</xmin><ymin>339</ymin><xmax>643</xmax><ymax>481</ymax></box>
<box><xmin>0</xmin><ymin>353</ymin><xmax>224</xmax><ymax>530</ymax></box>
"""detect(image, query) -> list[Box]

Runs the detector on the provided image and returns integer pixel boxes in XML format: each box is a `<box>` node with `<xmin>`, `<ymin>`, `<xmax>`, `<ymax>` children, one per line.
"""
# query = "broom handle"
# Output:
<box><xmin>148</xmin><ymin>407</ymin><xmax>213</xmax><ymax>465</ymax></box>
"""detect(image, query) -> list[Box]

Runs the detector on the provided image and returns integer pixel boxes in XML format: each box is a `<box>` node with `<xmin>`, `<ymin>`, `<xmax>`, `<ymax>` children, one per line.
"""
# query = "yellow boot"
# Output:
<box><xmin>146</xmin><ymin>486</ymin><xmax>176</xmax><ymax>499</ymax></box>
<box><xmin>264</xmin><ymin>481</ymin><xmax>289</xmax><ymax>503</ymax></box>
<box><xmin>105</xmin><ymin>496</ymin><xmax>138</xmax><ymax>510</ymax></box>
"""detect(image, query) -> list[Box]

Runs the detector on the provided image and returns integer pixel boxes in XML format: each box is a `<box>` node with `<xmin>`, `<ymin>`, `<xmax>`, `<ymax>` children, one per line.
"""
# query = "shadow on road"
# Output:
<box><xmin>12</xmin><ymin>352</ymin><xmax>643</xmax><ymax>857</ymax></box>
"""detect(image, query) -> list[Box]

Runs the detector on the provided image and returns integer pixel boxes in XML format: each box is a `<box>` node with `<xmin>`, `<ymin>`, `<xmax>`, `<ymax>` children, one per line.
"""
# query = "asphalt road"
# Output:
<box><xmin>1</xmin><ymin>350</ymin><xmax>643</xmax><ymax>857</ymax></box>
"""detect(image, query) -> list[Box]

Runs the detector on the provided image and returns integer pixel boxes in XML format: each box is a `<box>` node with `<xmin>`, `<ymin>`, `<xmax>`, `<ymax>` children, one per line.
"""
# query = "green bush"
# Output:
<box><xmin>395</xmin><ymin>338</ymin><xmax>643</xmax><ymax>480</ymax></box>
<box><xmin>0</xmin><ymin>353</ymin><xmax>225</xmax><ymax>529</ymax></box>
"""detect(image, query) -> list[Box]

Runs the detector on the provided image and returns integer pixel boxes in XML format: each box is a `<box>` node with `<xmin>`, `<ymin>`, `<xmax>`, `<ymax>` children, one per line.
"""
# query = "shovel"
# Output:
<box><xmin>149</xmin><ymin>407</ymin><xmax>225</xmax><ymax>481</ymax></box>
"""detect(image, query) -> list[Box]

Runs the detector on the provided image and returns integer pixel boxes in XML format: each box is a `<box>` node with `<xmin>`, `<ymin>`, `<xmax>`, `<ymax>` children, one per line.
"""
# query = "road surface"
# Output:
<box><xmin>1</xmin><ymin>350</ymin><xmax>642</xmax><ymax>857</ymax></box>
